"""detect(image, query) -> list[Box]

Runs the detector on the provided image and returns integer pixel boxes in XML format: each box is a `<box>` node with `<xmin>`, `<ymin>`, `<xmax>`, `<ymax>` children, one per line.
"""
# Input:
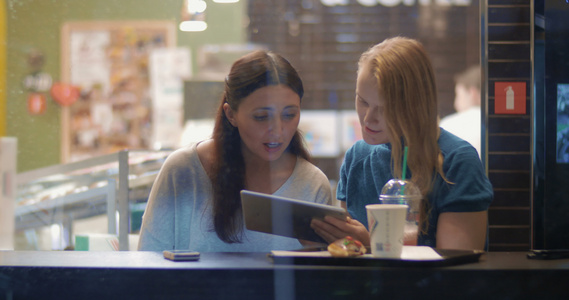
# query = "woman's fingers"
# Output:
<box><xmin>322</xmin><ymin>216</ymin><xmax>371</xmax><ymax>246</ymax></box>
<box><xmin>323</xmin><ymin>215</ymin><xmax>354</xmax><ymax>230</ymax></box>
<box><xmin>311</xmin><ymin>216</ymin><xmax>371</xmax><ymax>246</ymax></box>
<box><xmin>311</xmin><ymin>218</ymin><xmax>347</xmax><ymax>242</ymax></box>
<box><xmin>312</xmin><ymin>227</ymin><xmax>337</xmax><ymax>244</ymax></box>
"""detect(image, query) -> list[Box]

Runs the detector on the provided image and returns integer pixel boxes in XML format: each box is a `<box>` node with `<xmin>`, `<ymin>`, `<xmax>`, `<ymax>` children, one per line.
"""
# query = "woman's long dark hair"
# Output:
<box><xmin>210</xmin><ymin>50</ymin><xmax>311</xmax><ymax>243</ymax></box>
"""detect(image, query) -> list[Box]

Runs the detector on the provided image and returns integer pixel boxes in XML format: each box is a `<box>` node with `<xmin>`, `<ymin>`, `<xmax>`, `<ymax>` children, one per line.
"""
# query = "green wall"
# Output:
<box><xmin>0</xmin><ymin>2</ymin><xmax>5</xmax><ymax>136</ymax></box>
<box><xmin>6</xmin><ymin>0</ymin><xmax>246</xmax><ymax>172</ymax></box>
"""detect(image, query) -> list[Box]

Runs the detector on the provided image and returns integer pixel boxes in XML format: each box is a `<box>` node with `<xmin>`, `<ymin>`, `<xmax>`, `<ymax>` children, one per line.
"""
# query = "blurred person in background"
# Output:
<box><xmin>439</xmin><ymin>65</ymin><xmax>482</xmax><ymax>158</ymax></box>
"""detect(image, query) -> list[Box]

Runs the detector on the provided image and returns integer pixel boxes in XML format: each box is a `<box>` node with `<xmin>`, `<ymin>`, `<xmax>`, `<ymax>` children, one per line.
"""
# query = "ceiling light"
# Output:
<box><xmin>180</xmin><ymin>0</ymin><xmax>207</xmax><ymax>32</ymax></box>
<box><xmin>179</xmin><ymin>21</ymin><xmax>208</xmax><ymax>32</ymax></box>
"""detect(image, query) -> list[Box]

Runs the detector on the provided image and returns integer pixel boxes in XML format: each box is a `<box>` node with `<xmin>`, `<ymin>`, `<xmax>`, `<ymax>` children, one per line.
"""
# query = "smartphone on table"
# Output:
<box><xmin>163</xmin><ymin>250</ymin><xmax>201</xmax><ymax>261</ymax></box>
<box><xmin>527</xmin><ymin>249</ymin><xmax>569</xmax><ymax>260</ymax></box>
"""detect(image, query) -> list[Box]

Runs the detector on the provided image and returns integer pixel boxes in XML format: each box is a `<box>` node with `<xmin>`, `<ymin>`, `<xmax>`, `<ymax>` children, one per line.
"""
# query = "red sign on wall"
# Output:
<box><xmin>494</xmin><ymin>82</ymin><xmax>526</xmax><ymax>114</ymax></box>
<box><xmin>27</xmin><ymin>93</ymin><xmax>47</xmax><ymax>115</ymax></box>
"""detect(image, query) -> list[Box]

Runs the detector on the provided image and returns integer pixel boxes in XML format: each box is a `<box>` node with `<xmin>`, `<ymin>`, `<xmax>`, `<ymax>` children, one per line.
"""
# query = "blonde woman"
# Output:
<box><xmin>311</xmin><ymin>37</ymin><xmax>493</xmax><ymax>251</ymax></box>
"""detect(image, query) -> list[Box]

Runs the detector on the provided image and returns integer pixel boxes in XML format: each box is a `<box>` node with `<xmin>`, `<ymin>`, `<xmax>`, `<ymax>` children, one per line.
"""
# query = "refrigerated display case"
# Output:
<box><xmin>15</xmin><ymin>150</ymin><xmax>170</xmax><ymax>250</ymax></box>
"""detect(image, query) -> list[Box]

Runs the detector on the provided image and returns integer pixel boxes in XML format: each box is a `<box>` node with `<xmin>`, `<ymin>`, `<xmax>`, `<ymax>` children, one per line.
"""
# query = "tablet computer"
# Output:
<box><xmin>240</xmin><ymin>190</ymin><xmax>348</xmax><ymax>243</ymax></box>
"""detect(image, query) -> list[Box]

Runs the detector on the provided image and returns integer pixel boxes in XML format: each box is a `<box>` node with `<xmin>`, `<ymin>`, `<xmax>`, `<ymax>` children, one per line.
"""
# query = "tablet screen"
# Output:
<box><xmin>240</xmin><ymin>190</ymin><xmax>348</xmax><ymax>243</ymax></box>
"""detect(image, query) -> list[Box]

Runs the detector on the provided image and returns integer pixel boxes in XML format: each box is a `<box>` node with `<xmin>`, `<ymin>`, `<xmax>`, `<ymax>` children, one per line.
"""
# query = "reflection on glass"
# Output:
<box><xmin>4</xmin><ymin>0</ymin><xmax>479</xmax><ymax>250</ymax></box>
<box><xmin>557</xmin><ymin>83</ymin><xmax>569</xmax><ymax>163</ymax></box>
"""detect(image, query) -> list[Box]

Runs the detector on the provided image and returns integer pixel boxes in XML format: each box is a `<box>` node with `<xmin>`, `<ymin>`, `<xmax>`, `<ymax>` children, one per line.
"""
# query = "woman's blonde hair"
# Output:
<box><xmin>358</xmin><ymin>37</ymin><xmax>449</xmax><ymax>231</ymax></box>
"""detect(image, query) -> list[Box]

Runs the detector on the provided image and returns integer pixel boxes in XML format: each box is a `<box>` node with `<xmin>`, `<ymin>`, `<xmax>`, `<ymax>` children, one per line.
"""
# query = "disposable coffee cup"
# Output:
<box><xmin>366</xmin><ymin>204</ymin><xmax>408</xmax><ymax>258</ymax></box>
<box><xmin>379</xmin><ymin>179</ymin><xmax>422</xmax><ymax>245</ymax></box>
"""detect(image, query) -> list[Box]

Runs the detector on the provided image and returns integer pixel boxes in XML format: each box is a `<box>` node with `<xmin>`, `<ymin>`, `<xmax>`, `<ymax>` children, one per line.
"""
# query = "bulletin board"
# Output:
<box><xmin>60</xmin><ymin>21</ymin><xmax>176</xmax><ymax>162</ymax></box>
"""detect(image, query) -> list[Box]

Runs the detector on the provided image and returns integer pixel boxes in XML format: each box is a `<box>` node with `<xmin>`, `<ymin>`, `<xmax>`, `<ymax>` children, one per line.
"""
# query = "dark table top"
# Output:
<box><xmin>1</xmin><ymin>250</ymin><xmax>569</xmax><ymax>299</ymax></box>
<box><xmin>2</xmin><ymin>250</ymin><xmax>569</xmax><ymax>269</ymax></box>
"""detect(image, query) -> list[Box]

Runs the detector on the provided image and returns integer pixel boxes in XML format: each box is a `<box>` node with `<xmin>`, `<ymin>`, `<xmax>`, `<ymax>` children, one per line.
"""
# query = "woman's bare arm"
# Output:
<box><xmin>436</xmin><ymin>211</ymin><xmax>488</xmax><ymax>250</ymax></box>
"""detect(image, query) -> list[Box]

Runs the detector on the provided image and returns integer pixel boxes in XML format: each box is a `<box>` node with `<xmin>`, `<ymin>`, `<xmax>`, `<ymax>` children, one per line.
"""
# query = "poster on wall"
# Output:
<box><xmin>340</xmin><ymin>110</ymin><xmax>363</xmax><ymax>151</ymax></box>
<box><xmin>149</xmin><ymin>48</ymin><xmax>192</xmax><ymax>150</ymax></box>
<box><xmin>298</xmin><ymin>110</ymin><xmax>340</xmax><ymax>157</ymax></box>
<box><xmin>60</xmin><ymin>21</ymin><xmax>176</xmax><ymax>162</ymax></box>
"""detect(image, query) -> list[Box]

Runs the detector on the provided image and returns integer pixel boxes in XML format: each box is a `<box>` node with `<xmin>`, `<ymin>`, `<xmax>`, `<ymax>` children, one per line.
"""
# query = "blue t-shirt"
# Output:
<box><xmin>337</xmin><ymin>128</ymin><xmax>493</xmax><ymax>247</ymax></box>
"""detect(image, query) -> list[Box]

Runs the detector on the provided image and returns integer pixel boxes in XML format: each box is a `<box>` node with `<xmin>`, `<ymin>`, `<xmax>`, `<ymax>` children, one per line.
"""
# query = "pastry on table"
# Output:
<box><xmin>327</xmin><ymin>236</ymin><xmax>366</xmax><ymax>257</ymax></box>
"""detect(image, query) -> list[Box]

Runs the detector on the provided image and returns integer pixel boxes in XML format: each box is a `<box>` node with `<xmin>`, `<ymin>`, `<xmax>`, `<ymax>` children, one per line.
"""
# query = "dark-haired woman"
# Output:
<box><xmin>138</xmin><ymin>50</ymin><xmax>332</xmax><ymax>252</ymax></box>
